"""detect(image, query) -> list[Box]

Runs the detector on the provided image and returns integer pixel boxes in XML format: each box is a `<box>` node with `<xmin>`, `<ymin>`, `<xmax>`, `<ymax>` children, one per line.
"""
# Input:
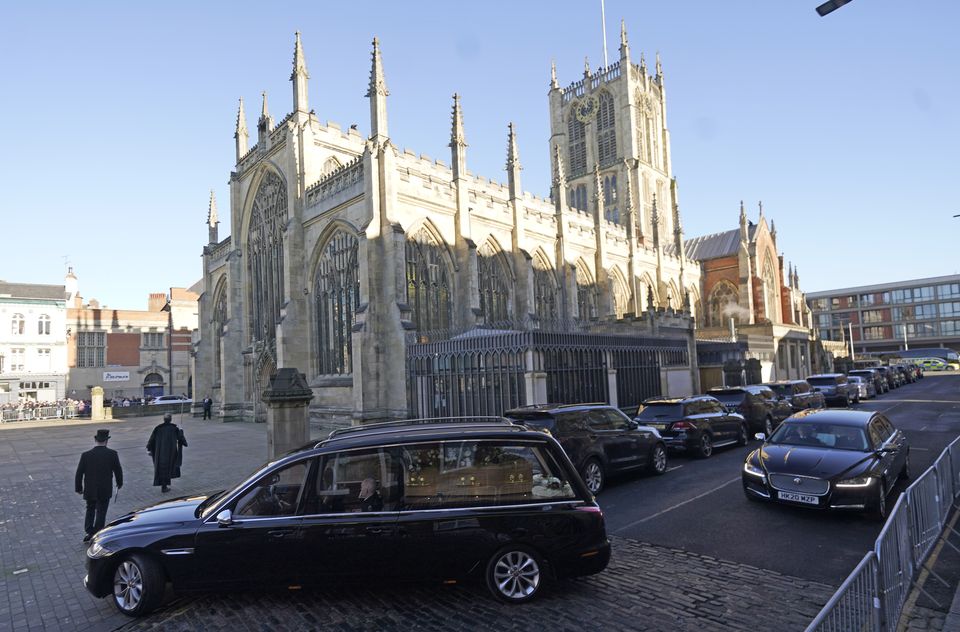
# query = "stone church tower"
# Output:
<box><xmin>196</xmin><ymin>27</ymin><xmax>699</xmax><ymax>425</ymax></box>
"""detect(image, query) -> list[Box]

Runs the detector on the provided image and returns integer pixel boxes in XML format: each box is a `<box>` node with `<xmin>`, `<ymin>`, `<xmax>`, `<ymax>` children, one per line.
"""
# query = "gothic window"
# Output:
<box><xmin>567</xmin><ymin>116</ymin><xmax>587</xmax><ymax>177</ymax></box>
<box><xmin>597</xmin><ymin>92</ymin><xmax>617</xmax><ymax>166</ymax></box>
<box><xmin>212</xmin><ymin>284</ymin><xmax>227</xmax><ymax>382</ymax></box>
<box><xmin>37</xmin><ymin>314</ymin><xmax>50</xmax><ymax>335</ymax></box>
<box><xmin>603</xmin><ymin>174</ymin><xmax>619</xmax><ymax>223</ymax></box>
<box><xmin>568</xmin><ymin>185</ymin><xmax>588</xmax><ymax>212</ymax></box>
<box><xmin>576</xmin><ymin>266</ymin><xmax>597</xmax><ymax>321</ymax></box>
<box><xmin>635</xmin><ymin>92</ymin><xmax>646</xmax><ymax>162</ymax></box>
<box><xmin>612</xmin><ymin>277</ymin><xmax>629</xmax><ymax>318</ymax></box>
<box><xmin>533</xmin><ymin>257</ymin><xmax>559</xmax><ymax>323</ymax></box>
<box><xmin>314</xmin><ymin>232</ymin><xmax>360</xmax><ymax>375</ymax></box>
<box><xmin>246</xmin><ymin>170</ymin><xmax>288</xmax><ymax>345</ymax></box>
<box><xmin>762</xmin><ymin>258</ymin><xmax>779</xmax><ymax>322</ymax></box>
<box><xmin>406</xmin><ymin>230</ymin><xmax>452</xmax><ymax>335</ymax></box>
<box><xmin>709</xmin><ymin>281</ymin><xmax>741</xmax><ymax>328</ymax></box>
<box><xmin>11</xmin><ymin>313</ymin><xmax>24</xmax><ymax>335</ymax></box>
<box><xmin>478</xmin><ymin>244</ymin><xmax>511</xmax><ymax>324</ymax></box>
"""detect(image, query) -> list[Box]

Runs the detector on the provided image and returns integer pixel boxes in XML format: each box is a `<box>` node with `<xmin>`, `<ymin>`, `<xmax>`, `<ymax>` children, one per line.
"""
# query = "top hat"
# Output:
<box><xmin>94</xmin><ymin>429</ymin><xmax>111</xmax><ymax>442</ymax></box>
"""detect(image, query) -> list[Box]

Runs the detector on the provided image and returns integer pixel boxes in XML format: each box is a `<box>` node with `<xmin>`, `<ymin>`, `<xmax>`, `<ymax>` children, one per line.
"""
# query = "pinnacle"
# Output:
<box><xmin>291</xmin><ymin>31</ymin><xmax>308</xmax><ymax>78</ymax></box>
<box><xmin>506</xmin><ymin>122</ymin><xmax>521</xmax><ymax>170</ymax></box>
<box><xmin>207</xmin><ymin>190</ymin><xmax>218</xmax><ymax>226</ymax></box>
<box><xmin>366</xmin><ymin>36</ymin><xmax>389</xmax><ymax>98</ymax></box>
<box><xmin>235</xmin><ymin>97</ymin><xmax>248</xmax><ymax>135</ymax></box>
<box><xmin>450</xmin><ymin>93</ymin><xmax>466</xmax><ymax>148</ymax></box>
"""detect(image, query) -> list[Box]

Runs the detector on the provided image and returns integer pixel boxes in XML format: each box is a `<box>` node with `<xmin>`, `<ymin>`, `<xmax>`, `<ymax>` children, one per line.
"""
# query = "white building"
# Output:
<box><xmin>0</xmin><ymin>280</ymin><xmax>69</xmax><ymax>403</ymax></box>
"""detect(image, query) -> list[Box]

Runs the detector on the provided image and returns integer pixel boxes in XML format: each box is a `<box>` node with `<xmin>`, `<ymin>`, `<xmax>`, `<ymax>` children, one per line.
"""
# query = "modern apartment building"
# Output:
<box><xmin>806</xmin><ymin>274</ymin><xmax>960</xmax><ymax>354</ymax></box>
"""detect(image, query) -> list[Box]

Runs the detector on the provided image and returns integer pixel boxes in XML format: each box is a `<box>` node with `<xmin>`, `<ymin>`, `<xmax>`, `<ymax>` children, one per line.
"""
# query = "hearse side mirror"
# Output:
<box><xmin>216</xmin><ymin>509</ymin><xmax>233</xmax><ymax>527</ymax></box>
<box><xmin>754</xmin><ymin>433</ymin><xmax>766</xmax><ymax>441</ymax></box>
<box><xmin>627</xmin><ymin>420</ymin><xmax>639</xmax><ymax>430</ymax></box>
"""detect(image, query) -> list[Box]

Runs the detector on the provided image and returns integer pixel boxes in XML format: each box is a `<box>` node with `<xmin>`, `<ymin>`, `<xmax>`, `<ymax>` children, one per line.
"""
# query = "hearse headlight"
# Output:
<box><xmin>835</xmin><ymin>476</ymin><xmax>874</xmax><ymax>488</ymax></box>
<box><xmin>86</xmin><ymin>540</ymin><xmax>116</xmax><ymax>559</ymax></box>
<box><xmin>743</xmin><ymin>461</ymin><xmax>765</xmax><ymax>478</ymax></box>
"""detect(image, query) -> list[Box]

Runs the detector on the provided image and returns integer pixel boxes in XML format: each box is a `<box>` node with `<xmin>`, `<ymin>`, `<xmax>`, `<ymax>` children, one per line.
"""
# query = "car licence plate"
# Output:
<box><xmin>778</xmin><ymin>491</ymin><xmax>819</xmax><ymax>505</ymax></box>
<box><xmin>647</xmin><ymin>423</ymin><xmax>666</xmax><ymax>430</ymax></box>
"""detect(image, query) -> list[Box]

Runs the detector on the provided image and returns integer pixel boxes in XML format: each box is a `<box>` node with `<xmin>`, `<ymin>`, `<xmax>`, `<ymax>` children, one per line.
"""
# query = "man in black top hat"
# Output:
<box><xmin>147</xmin><ymin>413</ymin><xmax>188</xmax><ymax>493</ymax></box>
<box><xmin>75</xmin><ymin>429</ymin><xmax>123</xmax><ymax>542</ymax></box>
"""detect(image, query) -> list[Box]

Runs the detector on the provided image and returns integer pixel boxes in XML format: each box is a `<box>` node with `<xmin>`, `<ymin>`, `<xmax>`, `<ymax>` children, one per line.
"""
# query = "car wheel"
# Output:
<box><xmin>581</xmin><ymin>458</ymin><xmax>605</xmax><ymax>495</ymax></box>
<box><xmin>486</xmin><ymin>545</ymin><xmax>543</xmax><ymax>604</ymax></box>
<box><xmin>900</xmin><ymin>453</ymin><xmax>911</xmax><ymax>482</ymax></box>
<box><xmin>736</xmin><ymin>423</ymin><xmax>748</xmax><ymax>447</ymax></box>
<box><xmin>871</xmin><ymin>481</ymin><xmax>888</xmax><ymax>523</ymax></box>
<box><xmin>112</xmin><ymin>554</ymin><xmax>164</xmax><ymax>617</ymax></box>
<box><xmin>764</xmin><ymin>416</ymin><xmax>774</xmax><ymax>436</ymax></box>
<box><xmin>647</xmin><ymin>443</ymin><xmax>668</xmax><ymax>475</ymax></box>
<box><xmin>696</xmin><ymin>433</ymin><xmax>713</xmax><ymax>459</ymax></box>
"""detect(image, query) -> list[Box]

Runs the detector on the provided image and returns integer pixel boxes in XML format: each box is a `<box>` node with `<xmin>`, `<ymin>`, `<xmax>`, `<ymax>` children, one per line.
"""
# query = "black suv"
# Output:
<box><xmin>504</xmin><ymin>404</ymin><xmax>667</xmax><ymax>494</ymax></box>
<box><xmin>634</xmin><ymin>396</ymin><xmax>748</xmax><ymax>458</ymax></box>
<box><xmin>84</xmin><ymin>418</ymin><xmax>610</xmax><ymax>615</ymax></box>
<box><xmin>760</xmin><ymin>380</ymin><xmax>826</xmax><ymax>418</ymax></box>
<box><xmin>708</xmin><ymin>386</ymin><xmax>793</xmax><ymax>436</ymax></box>
<box><xmin>872</xmin><ymin>366</ymin><xmax>897</xmax><ymax>391</ymax></box>
<box><xmin>848</xmin><ymin>369</ymin><xmax>888</xmax><ymax>395</ymax></box>
<box><xmin>806</xmin><ymin>373</ymin><xmax>856</xmax><ymax>406</ymax></box>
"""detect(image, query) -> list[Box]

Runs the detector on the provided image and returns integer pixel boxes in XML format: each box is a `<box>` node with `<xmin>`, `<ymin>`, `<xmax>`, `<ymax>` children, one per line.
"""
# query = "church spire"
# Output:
<box><xmin>739</xmin><ymin>200</ymin><xmax>748</xmax><ymax>242</ymax></box>
<box><xmin>366</xmin><ymin>37</ymin><xmax>389</xmax><ymax>141</ymax></box>
<box><xmin>619</xmin><ymin>20</ymin><xmax>630</xmax><ymax>60</ymax></box>
<box><xmin>257</xmin><ymin>91</ymin><xmax>273</xmax><ymax>147</ymax></box>
<box><xmin>758</xmin><ymin>200</ymin><xmax>764</xmax><ymax>221</ymax></box>
<box><xmin>506</xmin><ymin>122</ymin><xmax>521</xmax><ymax>200</ymax></box>
<box><xmin>207</xmin><ymin>190</ymin><xmax>219</xmax><ymax>244</ymax></box>
<box><xmin>655</xmin><ymin>52</ymin><xmax>663</xmax><ymax>80</ymax></box>
<box><xmin>552</xmin><ymin>143</ymin><xmax>567</xmax><ymax>191</ymax></box>
<box><xmin>291</xmin><ymin>31</ymin><xmax>309</xmax><ymax>114</ymax></box>
<box><xmin>234</xmin><ymin>97</ymin><xmax>248</xmax><ymax>162</ymax></box>
<box><xmin>550</xmin><ymin>60</ymin><xmax>559</xmax><ymax>89</ymax></box>
<box><xmin>450</xmin><ymin>94</ymin><xmax>467</xmax><ymax>179</ymax></box>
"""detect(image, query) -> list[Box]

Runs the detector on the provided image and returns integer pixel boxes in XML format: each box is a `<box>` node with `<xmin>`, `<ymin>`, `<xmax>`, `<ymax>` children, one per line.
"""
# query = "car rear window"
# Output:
<box><xmin>806</xmin><ymin>377</ymin><xmax>838</xmax><ymax>386</ymax></box>
<box><xmin>504</xmin><ymin>412</ymin><xmax>556</xmax><ymax>432</ymax></box>
<box><xmin>765</xmin><ymin>384</ymin><xmax>790</xmax><ymax>397</ymax></box>
<box><xmin>710</xmin><ymin>392</ymin><xmax>747</xmax><ymax>406</ymax></box>
<box><xmin>636</xmin><ymin>404</ymin><xmax>684</xmax><ymax>420</ymax></box>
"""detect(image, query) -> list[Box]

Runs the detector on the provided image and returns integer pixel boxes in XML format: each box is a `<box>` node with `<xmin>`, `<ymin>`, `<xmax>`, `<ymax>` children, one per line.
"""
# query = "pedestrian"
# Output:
<box><xmin>75</xmin><ymin>429</ymin><xmax>123</xmax><ymax>542</ymax></box>
<box><xmin>202</xmin><ymin>395</ymin><xmax>212</xmax><ymax>420</ymax></box>
<box><xmin>147</xmin><ymin>413</ymin><xmax>188</xmax><ymax>493</ymax></box>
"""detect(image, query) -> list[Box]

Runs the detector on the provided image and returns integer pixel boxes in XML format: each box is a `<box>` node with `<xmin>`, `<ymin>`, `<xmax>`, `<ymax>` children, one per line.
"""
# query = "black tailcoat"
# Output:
<box><xmin>75</xmin><ymin>446</ymin><xmax>123</xmax><ymax>501</ymax></box>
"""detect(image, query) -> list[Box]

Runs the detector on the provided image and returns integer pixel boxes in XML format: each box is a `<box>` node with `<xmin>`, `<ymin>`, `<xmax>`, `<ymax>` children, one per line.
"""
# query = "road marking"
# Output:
<box><xmin>613</xmin><ymin>476</ymin><xmax>741</xmax><ymax>533</ymax></box>
<box><xmin>667</xmin><ymin>465</ymin><xmax>684</xmax><ymax>472</ymax></box>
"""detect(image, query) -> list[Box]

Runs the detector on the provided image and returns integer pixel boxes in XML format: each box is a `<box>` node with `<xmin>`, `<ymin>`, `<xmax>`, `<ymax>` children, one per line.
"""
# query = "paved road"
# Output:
<box><xmin>0</xmin><ymin>374</ymin><xmax>955</xmax><ymax>631</ymax></box>
<box><xmin>602</xmin><ymin>373</ymin><xmax>960</xmax><ymax>585</ymax></box>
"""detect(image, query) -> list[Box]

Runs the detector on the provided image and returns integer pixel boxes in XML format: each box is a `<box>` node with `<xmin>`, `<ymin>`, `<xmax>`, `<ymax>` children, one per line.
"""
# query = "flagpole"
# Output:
<box><xmin>600</xmin><ymin>0</ymin><xmax>609</xmax><ymax>67</ymax></box>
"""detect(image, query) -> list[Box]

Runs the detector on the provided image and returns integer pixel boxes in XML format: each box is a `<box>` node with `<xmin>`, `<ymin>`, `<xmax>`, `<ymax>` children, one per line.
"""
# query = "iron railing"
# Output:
<box><xmin>806</xmin><ymin>437</ymin><xmax>960</xmax><ymax>631</ymax></box>
<box><xmin>1</xmin><ymin>405</ymin><xmax>78</xmax><ymax>423</ymax></box>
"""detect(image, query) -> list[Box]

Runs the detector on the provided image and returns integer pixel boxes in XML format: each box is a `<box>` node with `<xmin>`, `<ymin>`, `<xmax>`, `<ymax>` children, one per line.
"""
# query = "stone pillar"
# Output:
<box><xmin>91</xmin><ymin>386</ymin><xmax>105</xmax><ymax>421</ymax></box>
<box><xmin>262</xmin><ymin>368</ymin><xmax>314</xmax><ymax>460</ymax></box>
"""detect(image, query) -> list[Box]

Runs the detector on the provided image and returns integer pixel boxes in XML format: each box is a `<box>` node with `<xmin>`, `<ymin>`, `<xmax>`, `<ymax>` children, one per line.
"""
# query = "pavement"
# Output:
<box><xmin>0</xmin><ymin>407</ymin><xmax>956</xmax><ymax>632</ymax></box>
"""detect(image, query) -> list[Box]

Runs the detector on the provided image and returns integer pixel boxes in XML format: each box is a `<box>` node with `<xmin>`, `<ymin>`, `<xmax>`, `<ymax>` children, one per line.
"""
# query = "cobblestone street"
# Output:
<box><xmin>1</xmin><ymin>415</ymin><xmax>834</xmax><ymax>632</ymax></box>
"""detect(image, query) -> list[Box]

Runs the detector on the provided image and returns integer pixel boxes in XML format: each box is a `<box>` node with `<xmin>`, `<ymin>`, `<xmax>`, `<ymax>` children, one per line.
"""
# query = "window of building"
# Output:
<box><xmin>532</xmin><ymin>259</ymin><xmax>559</xmax><ymax>323</ymax></box>
<box><xmin>576</xmin><ymin>267</ymin><xmax>597</xmax><ymax>321</ymax></box>
<box><xmin>602</xmin><ymin>174</ymin><xmax>619</xmax><ymax>224</ymax></box>
<box><xmin>477</xmin><ymin>245</ymin><xmax>511</xmax><ymax>325</ymax></box>
<box><xmin>37</xmin><ymin>314</ymin><xmax>51</xmax><ymax>335</ymax></box>
<box><xmin>406</xmin><ymin>230</ymin><xmax>452</xmax><ymax>337</ymax></box>
<box><xmin>596</xmin><ymin>92</ymin><xmax>617</xmax><ymax>166</ymax></box>
<box><xmin>904</xmin><ymin>322</ymin><xmax>938</xmax><ymax>338</ymax></box>
<box><xmin>314</xmin><ymin>232</ymin><xmax>360</xmax><ymax>376</ymax></box>
<box><xmin>817</xmin><ymin>314</ymin><xmax>831</xmax><ymax>328</ymax></box>
<box><xmin>246</xmin><ymin>170</ymin><xmax>288</xmax><ymax>345</ymax></box>
<box><xmin>77</xmin><ymin>332</ymin><xmax>105</xmax><ymax>368</ymax></box>
<box><xmin>940</xmin><ymin>302</ymin><xmax>960</xmax><ymax>318</ymax></box>
<box><xmin>939</xmin><ymin>283</ymin><xmax>960</xmax><ymax>299</ymax></box>
<box><xmin>942</xmin><ymin>320</ymin><xmax>960</xmax><ymax>336</ymax></box>
<box><xmin>36</xmin><ymin>348</ymin><xmax>51</xmax><ymax>370</ymax></box>
<box><xmin>810</xmin><ymin>298</ymin><xmax>828</xmax><ymax>312</ymax></box>
<box><xmin>862</xmin><ymin>310</ymin><xmax>884</xmax><ymax>324</ymax></box>
<box><xmin>863</xmin><ymin>327</ymin><xmax>885</xmax><ymax>340</ymax></box>
<box><xmin>567</xmin><ymin>184</ymin><xmax>587</xmax><ymax>212</ymax></box>
<box><xmin>830</xmin><ymin>297</ymin><xmax>840</xmax><ymax>309</ymax></box>
<box><xmin>844</xmin><ymin>295</ymin><xmax>857</xmax><ymax>308</ymax></box>
<box><xmin>708</xmin><ymin>282</ymin><xmax>740</xmax><ymax>328</ymax></box>
<box><xmin>893</xmin><ymin>304</ymin><xmax>938</xmax><ymax>321</ymax></box>
<box><xmin>9</xmin><ymin>348</ymin><xmax>25</xmax><ymax>371</ymax></box>
<box><xmin>859</xmin><ymin>294</ymin><xmax>876</xmax><ymax>307</ymax></box>
<box><xmin>567</xmin><ymin>115</ymin><xmax>586</xmax><ymax>177</ymax></box>
<box><xmin>11</xmin><ymin>313</ymin><xmax>25</xmax><ymax>335</ymax></box>
<box><xmin>761</xmin><ymin>258</ymin><xmax>779</xmax><ymax>322</ymax></box>
<box><xmin>142</xmin><ymin>332</ymin><xmax>164</xmax><ymax>348</ymax></box>
<box><xmin>212</xmin><ymin>285</ymin><xmax>227</xmax><ymax>382</ymax></box>
<box><xmin>612</xmin><ymin>278</ymin><xmax>629</xmax><ymax>319</ymax></box>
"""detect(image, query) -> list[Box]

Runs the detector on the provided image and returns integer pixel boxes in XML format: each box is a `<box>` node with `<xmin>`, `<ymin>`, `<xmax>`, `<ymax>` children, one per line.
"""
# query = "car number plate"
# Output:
<box><xmin>778</xmin><ymin>491</ymin><xmax>818</xmax><ymax>505</ymax></box>
<box><xmin>647</xmin><ymin>423</ymin><xmax>666</xmax><ymax>430</ymax></box>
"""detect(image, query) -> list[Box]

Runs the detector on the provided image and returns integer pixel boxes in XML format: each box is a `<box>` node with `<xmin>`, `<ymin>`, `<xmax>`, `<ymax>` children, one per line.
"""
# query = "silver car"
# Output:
<box><xmin>847</xmin><ymin>375</ymin><xmax>875</xmax><ymax>400</ymax></box>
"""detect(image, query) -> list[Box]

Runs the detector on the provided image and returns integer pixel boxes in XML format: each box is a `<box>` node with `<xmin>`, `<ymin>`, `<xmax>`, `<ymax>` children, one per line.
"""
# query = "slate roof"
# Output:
<box><xmin>684</xmin><ymin>224</ymin><xmax>756</xmax><ymax>261</ymax></box>
<box><xmin>0</xmin><ymin>282</ymin><xmax>67</xmax><ymax>301</ymax></box>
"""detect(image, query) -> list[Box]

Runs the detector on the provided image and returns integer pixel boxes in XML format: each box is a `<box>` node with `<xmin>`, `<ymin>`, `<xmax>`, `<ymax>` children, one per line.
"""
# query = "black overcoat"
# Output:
<box><xmin>147</xmin><ymin>422</ymin><xmax>187</xmax><ymax>486</ymax></box>
<box><xmin>75</xmin><ymin>446</ymin><xmax>123</xmax><ymax>501</ymax></box>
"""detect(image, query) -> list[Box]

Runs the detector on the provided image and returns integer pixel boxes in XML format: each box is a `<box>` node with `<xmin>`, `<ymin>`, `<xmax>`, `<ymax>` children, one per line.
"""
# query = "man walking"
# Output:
<box><xmin>75</xmin><ymin>429</ymin><xmax>123</xmax><ymax>542</ymax></box>
<box><xmin>147</xmin><ymin>413</ymin><xmax>188</xmax><ymax>493</ymax></box>
<box><xmin>202</xmin><ymin>395</ymin><xmax>212</xmax><ymax>420</ymax></box>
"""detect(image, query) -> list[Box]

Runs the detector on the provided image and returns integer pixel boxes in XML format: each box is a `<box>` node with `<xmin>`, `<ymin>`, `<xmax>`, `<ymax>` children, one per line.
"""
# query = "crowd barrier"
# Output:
<box><xmin>0</xmin><ymin>405</ymin><xmax>79</xmax><ymax>423</ymax></box>
<box><xmin>806</xmin><ymin>437</ymin><xmax>960</xmax><ymax>631</ymax></box>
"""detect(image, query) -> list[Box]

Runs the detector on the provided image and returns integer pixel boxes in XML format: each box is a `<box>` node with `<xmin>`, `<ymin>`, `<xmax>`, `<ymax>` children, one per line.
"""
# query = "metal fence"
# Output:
<box><xmin>1</xmin><ymin>405</ymin><xmax>78</xmax><ymax>423</ymax></box>
<box><xmin>806</xmin><ymin>436</ymin><xmax>960</xmax><ymax>631</ymax></box>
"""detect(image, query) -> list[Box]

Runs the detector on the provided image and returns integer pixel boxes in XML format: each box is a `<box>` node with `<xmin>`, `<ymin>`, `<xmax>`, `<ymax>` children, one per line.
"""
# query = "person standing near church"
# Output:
<box><xmin>202</xmin><ymin>396</ymin><xmax>212</xmax><ymax>420</ymax></box>
<box><xmin>75</xmin><ymin>429</ymin><xmax>123</xmax><ymax>542</ymax></box>
<box><xmin>147</xmin><ymin>413</ymin><xmax>188</xmax><ymax>493</ymax></box>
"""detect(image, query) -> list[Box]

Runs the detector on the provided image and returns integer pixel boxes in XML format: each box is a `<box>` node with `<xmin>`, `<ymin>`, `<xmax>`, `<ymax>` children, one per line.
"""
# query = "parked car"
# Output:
<box><xmin>148</xmin><ymin>395</ymin><xmax>192</xmax><ymax>406</ymax></box>
<box><xmin>806</xmin><ymin>373</ymin><xmax>856</xmax><ymax>406</ymax></box>
<box><xmin>84</xmin><ymin>418</ymin><xmax>611</xmax><ymax>615</ymax></box>
<box><xmin>908</xmin><ymin>363</ymin><xmax>924</xmax><ymax>380</ymax></box>
<box><xmin>847</xmin><ymin>375</ymin><xmax>875</xmax><ymax>400</ymax></box>
<box><xmin>504</xmin><ymin>403</ymin><xmax>668</xmax><ymax>494</ymax></box>
<box><xmin>742</xmin><ymin>409</ymin><xmax>910</xmax><ymax>520</ymax></box>
<box><xmin>760</xmin><ymin>380</ymin><xmax>826</xmax><ymax>419</ymax></box>
<box><xmin>893</xmin><ymin>364</ymin><xmax>915</xmax><ymax>384</ymax></box>
<box><xmin>708</xmin><ymin>386</ymin><xmax>792</xmax><ymax>435</ymax></box>
<box><xmin>634</xmin><ymin>395</ymin><xmax>748</xmax><ymax>459</ymax></box>
<box><xmin>872</xmin><ymin>366</ymin><xmax>898</xmax><ymax>391</ymax></box>
<box><xmin>848</xmin><ymin>368</ymin><xmax>888</xmax><ymax>395</ymax></box>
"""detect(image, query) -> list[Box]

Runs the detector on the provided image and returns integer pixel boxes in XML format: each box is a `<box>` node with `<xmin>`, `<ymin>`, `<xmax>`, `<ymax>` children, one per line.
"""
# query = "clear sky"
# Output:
<box><xmin>1</xmin><ymin>1</ymin><xmax>957</xmax><ymax>308</ymax></box>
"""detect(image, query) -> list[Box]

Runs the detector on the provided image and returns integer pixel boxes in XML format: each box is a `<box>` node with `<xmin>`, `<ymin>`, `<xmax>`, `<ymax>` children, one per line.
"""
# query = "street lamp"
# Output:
<box><xmin>816</xmin><ymin>0</ymin><xmax>854</xmax><ymax>16</ymax></box>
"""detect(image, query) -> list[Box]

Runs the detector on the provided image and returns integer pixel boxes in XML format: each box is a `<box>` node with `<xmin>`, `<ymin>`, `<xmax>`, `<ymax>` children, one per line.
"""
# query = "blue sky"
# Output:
<box><xmin>1</xmin><ymin>1</ymin><xmax>957</xmax><ymax>308</ymax></box>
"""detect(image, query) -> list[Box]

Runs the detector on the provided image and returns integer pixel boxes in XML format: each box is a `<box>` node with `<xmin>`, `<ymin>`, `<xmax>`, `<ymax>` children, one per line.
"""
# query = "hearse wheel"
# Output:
<box><xmin>486</xmin><ymin>545</ymin><xmax>544</xmax><ymax>603</ymax></box>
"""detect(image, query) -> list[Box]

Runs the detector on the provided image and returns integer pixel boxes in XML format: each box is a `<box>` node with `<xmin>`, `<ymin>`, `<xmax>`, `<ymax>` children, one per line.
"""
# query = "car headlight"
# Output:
<box><xmin>86</xmin><ymin>540</ymin><xmax>116</xmax><ymax>559</ymax></box>
<box><xmin>743</xmin><ymin>461</ymin><xmax>765</xmax><ymax>478</ymax></box>
<box><xmin>835</xmin><ymin>476</ymin><xmax>875</xmax><ymax>488</ymax></box>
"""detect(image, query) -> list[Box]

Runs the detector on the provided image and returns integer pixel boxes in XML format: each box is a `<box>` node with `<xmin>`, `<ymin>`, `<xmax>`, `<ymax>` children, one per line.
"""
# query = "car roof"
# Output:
<box><xmin>643</xmin><ymin>395</ymin><xmax>717</xmax><ymax>405</ymax></box>
<box><xmin>761</xmin><ymin>380</ymin><xmax>807</xmax><ymax>385</ymax></box>
<box><xmin>504</xmin><ymin>403</ymin><xmax>612</xmax><ymax>415</ymax></box>
<box><xmin>781</xmin><ymin>409</ymin><xmax>879</xmax><ymax>427</ymax></box>
<box><xmin>807</xmin><ymin>373</ymin><xmax>844</xmax><ymax>378</ymax></box>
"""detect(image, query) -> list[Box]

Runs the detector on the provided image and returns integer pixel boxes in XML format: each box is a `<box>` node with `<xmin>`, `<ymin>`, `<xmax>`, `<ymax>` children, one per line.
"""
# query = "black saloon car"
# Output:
<box><xmin>742</xmin><ymin>409</ymin><xmax>909</xmax><ymax>520</ymax></box>
<box><xmin>710</xmin><ymin>385</ymin><xmax>793</xmax><ymax>435</ymax></box>
<box><xmin>504</xmin><ymin>403</ymin><xmax>667</xmax><ymax>494</ymax></box>
<box><xmin>634</xmin><ymin>396</ymin><xmax>748</xmax><ymax>458</ymax></box>
<box><xmin>761</xmin><ymin>380</ymin><xmax>826</xmax><ymax>417</ymax></box>
<box><xmin>85</xmin><ymin>419</ymin><xmax>611</xmax><ymax>615</ymax></box>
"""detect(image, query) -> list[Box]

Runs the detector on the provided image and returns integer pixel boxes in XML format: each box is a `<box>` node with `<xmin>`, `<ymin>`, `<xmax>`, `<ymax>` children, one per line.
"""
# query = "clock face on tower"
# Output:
<box><xmin>575</xmin><ymin>95</ymin><xmax>600</xmax><ymax>123</ymax></box>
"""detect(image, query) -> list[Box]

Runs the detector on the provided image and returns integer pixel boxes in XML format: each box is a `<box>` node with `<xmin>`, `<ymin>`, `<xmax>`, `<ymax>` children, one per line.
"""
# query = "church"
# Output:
<box><xmin>195</xmin><ymin>27</ymin><xmax>712</xmax><ymax>425</ymax></box>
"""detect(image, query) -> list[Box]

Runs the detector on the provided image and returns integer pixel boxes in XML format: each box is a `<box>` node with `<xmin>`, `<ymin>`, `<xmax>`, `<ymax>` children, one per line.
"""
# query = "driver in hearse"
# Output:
<box><xmin>357</xmin><ymin>477</ymin><xmax>383</xmax><ymax>512</ymax></box>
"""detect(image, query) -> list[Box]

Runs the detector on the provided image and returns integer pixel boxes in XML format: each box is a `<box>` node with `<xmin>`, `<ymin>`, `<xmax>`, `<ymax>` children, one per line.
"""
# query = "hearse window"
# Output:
<box><xmin>235</xmin><ymin>459</ymin><xmax>311</xmax><ymax>517</ymax></box>
<box><xmin>301</xmin><ymin>448</ymin><xmax>399</xmax><ymax>515</ymax></box>
<box><xmin>399</xmin><ymin>441</ymin><xmax>576</xmax><ymax>510</ymax></box>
